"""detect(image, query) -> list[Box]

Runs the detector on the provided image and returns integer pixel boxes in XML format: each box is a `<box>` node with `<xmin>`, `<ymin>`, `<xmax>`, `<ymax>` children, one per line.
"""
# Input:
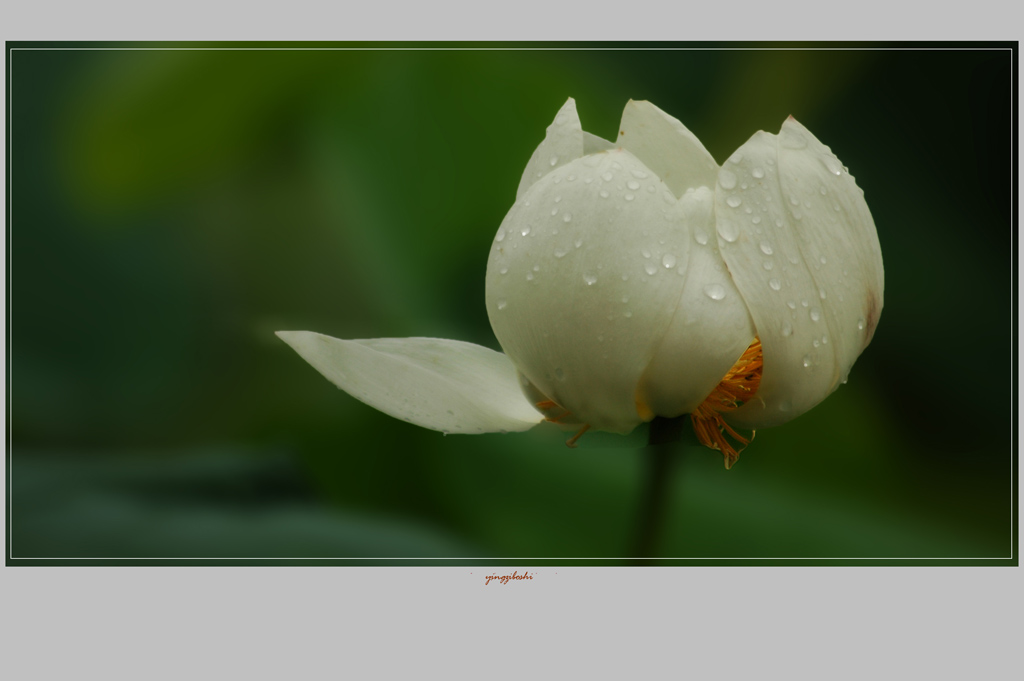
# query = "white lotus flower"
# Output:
<box><xmin>278</xmin><ymin>98</ymin><xmax>883</xmax><ymax>468</ymax></box>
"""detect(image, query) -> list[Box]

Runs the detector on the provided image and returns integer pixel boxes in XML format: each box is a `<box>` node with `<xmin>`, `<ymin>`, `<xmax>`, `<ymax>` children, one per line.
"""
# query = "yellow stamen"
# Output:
<box><xmin>565</xmin><ymin>424</ymin><xmax>591</xmax><ymax>448</ymax></box>
<box><xmin>690</xmin><ymin>337</ymin><xmax>762</xmax><ymax>469</ymax></box>
<box><xmin>635</xmin><ymin>393</ymin><xmax>655</xmax><ymax>422</ymax></box>
<box><xmin>535</xmin><ymin>399</ymin><xmax>574</xmax><ymax>424</ymax></box>
<box><xmin>535</xmin><ymin>398</ymin><xmax>589</xmax><ymax>444</ymax></box>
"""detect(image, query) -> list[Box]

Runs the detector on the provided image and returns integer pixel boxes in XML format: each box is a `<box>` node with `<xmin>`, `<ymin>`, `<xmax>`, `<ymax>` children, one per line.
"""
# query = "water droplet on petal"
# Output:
<box><xmin>662</xmin><ymin>253</ymin><xmax>677</xmax><ymax>269</ymax></box>
<box><xmin>752</xmin><ymin>215</ymin><xmax>762</xmax><ymax>225</ymax></box>
<box><xmin>644</xmin><ymin>262</ymin><xmax>658</xmax><ymax>276</ymax></box>
<box><xmin>782</xmin><ymin>322</ymin><xmax>793</xmax><ymax>337</ymax></box>
<box><xmin>717</xmin><ymin>221</ymin><xmax>739</xmax><ymax>243</ymax></box>
<box><xmin>583</xmin><ymin>273</ymin><xmax>598</xmax><ymax>286</ymax></box>
<box><xmin>759</xmin><ymin>240</ymin><xmax>774</xmax><ymax>255</ymax></box>
<box><xmin>726</xmin><ymin>195</ymin><xmax>742</xmax><ymax>208</ymax></box>
<box><xmin>521</xmin><ymin>226</ymin><xmax>531</xmax><ymax>236</ymax></box>
<box><xmin>627</xmin><ymin>180</ymin><xmax>640</xmax><ymax>190</ymax></box>
<box><xmin>802</xmin><ymin>355</ymin><xmax>812</xmax><ymax>368</ymax></box>
<box><xmin>554</xmin><ymin>248</ymin><xmax>568</xmax><ymax>258</ymax></box>
<box><xmin>810</xmin><ymin>307</ymin><xmax>821</xmax><ymax>321</ymax></box>
<box><xmin>495</xmin><ymin>230</ymin><xmax>506</xmax><ymax>242</ymax></box>
<box><xmin>623</xmin><ymin>310</ymin><xmax>633</xmax><ymax>318</ymax></box>
<box><xmin>563</xmin><ymin>213</ymin><xmax>572</xmax><ymax>223</ymax></box>
<box><xmin>549</xmin><ymin>155</ymin><xmax>559</xmax><ymax>166</ymax></box>
<box><xmin>599</xmin><ymin>190</ymin><xmax>609</xmax><ymax>198</ymax></box>
<box><xmin>857</xmin><ymin>317</ymin><xmax>865</xmax><ymax>330</ymax></box>
<box><xmin>819</xmin><ymin>288</ymin><xmax>827</xmax><ymax>299</ymax></box>
<box><xmin>729</xmin><ymin>151</ymin><xmax>744</xmax><ymax>164</ymax></box>
<box><xmin>574</xmin><ymin>238</ymin><xmax>583</xmax><ymax>248</ymax></box>
<box><xmin>787</xmin><ymin>300</ymin><xmax>797</xmax><ymax>310</ymax></box>
<box><xmin>526</xmin><ymin>272</ymin><xmax>534</xmax><ymax>281</ymax></box>
<box><xmin>812</xmin><ymin>339</ymin><xmax>820</xmax><ymax>347</ymax></box>
<box><xmin>695</xmin><ymin>229</ymin><xmax>709</xmax><ymax>245</ymax></box>
<box><xmin>703</xmin><ymin>284</ymin><xmax>726</xmax><ymax>300</ymax></box>
<box><xmin>497</xmin><ymin>299</ymin><xmax>507</xmax><ymax>310</ymax></box>
<box><xmin>624</xmin><ymin>193</ymin><xmax>635</xmax><ymax>201</ymax></box>
<box><xmin>763</xmin><ymin>260</ymin><xmax>774</xmax><ymax>271</ymax></box>
<box><xmin>769</xmin><ymin>278</ymin><xmax>781</xmax><ymax>291</ymax></box>
<box><xmin>719</xmin><ymin>170</ymin><xmax>737</xmax><ymax>190</ymax></box>
<box><xmin>819</xmin><ymin>256</ymin><xmax>827</xmax><ymax>265</ymax></box>
<box><xmin>752</xmin><ymin>167</ymin><xmax>765</xmax><ymax>179</ymax></box>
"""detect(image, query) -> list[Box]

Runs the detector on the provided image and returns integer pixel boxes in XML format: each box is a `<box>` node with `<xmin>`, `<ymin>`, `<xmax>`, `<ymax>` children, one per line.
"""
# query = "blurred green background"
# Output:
<box><xmin>7</xmin><ymin>44</ymin><xmax>1014</xmax><ymax>563</ymax></box>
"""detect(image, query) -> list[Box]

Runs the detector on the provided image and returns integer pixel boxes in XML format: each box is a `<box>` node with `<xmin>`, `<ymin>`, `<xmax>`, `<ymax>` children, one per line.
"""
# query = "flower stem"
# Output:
<box><xmin>630</xmin><ymin>416</ymin><xmax>684</xmax><ymax>563</ymax></box>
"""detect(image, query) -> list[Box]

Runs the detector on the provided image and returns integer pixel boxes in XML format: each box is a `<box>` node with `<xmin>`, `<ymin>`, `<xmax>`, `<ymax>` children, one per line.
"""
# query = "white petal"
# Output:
<box><xmin>635</xmin><ymin>187</ymin><xmax>757</xmax><ymax>419</ymax></box>
<box><xmin>714</xmin><ymin>119</ymin><xmax>884</xmax><ymax>429</ymax></box>
<box><xmin>583</xmin><ymin>131</ymin><xmax>615</xmax><ymax>154</ymax></box>
<box><xmin>617</xmin><ymin>100</ymin><xmax>720</xmax><ymax>198</ymax></box>
<box><xmin>276</xmin><ymin>332</ymin><xmax>544</xmax><ymax>434</ymax></box>
<box><xmin>515</xmin><ymin>98</ymin><xmax>585</xmax><ymax>200</ymax></box>
<box><xmin>487</xmin><ymin>148</ymin><xmax>690</xmax><ymax>433</ymax></box>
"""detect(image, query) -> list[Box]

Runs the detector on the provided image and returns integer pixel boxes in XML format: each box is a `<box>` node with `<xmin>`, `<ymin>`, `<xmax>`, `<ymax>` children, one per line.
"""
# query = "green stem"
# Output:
<box><xmin>630</xmin><ymin>416</ymin><xmax>684</xmax><ymax>563</ymax></box>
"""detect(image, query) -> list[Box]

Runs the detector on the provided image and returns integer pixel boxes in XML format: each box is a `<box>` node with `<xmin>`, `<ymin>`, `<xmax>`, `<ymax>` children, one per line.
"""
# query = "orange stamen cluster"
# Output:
<box><xmin>535</xmin><ymin>399</ymin><xmax>591</xmax><ymax>448</ymax></box>
<box><xmin>690</xmin><ymin>337</ymin><xmax>763</xmax><ymax>469</ymax></box>
<box><xmin>535</xmin><ymin>399</ymin><xmax>571</xmax><ymax>423</ymax></box>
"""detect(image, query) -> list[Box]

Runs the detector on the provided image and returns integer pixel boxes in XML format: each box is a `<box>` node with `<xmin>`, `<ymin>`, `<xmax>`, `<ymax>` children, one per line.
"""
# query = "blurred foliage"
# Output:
<box><xmin>7</xmin><ymin>44</ymin><xmax>1014</xmax><ymax>563</ymax></box>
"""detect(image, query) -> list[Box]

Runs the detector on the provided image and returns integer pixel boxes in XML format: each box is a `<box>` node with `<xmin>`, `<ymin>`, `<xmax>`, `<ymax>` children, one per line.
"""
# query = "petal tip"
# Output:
<box><xmin>275</xmin><ymin>330</ymin><xmax>307</xmax><ymax>344</ymax></box>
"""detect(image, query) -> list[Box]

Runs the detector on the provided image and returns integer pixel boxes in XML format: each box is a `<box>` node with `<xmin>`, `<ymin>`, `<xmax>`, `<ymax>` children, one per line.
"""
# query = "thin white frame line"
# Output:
<box><xmin>1012</xmin><ymin>48</ymin><xmax>1018</xmax><ymax>563</ymax></box>
<box><xmin>6</xmin><ymin>43</ymin><xmax>1015</xmax><ymax>561</ymax></box>
<box><xmin>5</xmin><ymin>47</ymin><xmax>1017</xmax><ymax>52</ymax></box>
<box><xmin>6</xmin><ymin>46</ymin><xmax>12</xmax><ymax>562</ymax></box>
<box><xmin>7</xmin><ymin>556</ymin><xmax>1014</xmax><ymax>561</ymax></box>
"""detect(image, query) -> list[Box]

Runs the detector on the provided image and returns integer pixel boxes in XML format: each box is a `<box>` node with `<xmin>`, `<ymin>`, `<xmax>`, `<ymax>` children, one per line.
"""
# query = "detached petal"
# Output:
<box><xmin>516</xmin><ymin>98</ymin><xmax>586</xmax><ymax>199</ymax></box>
<box><xmin>618</xmin><ymin>100</ymin><xmax>720</xmax><ymax>198</ymax></box>
<box><xmin>488</xmin><ymin>148</ymin><xmax>691</xmax><ymax>433</ymax></box>
<box><xmin>714</xmin><ymin>119</ymin><xmax>884</xmax><ymax>429</ymax></box>
<box><xmin>276</xmin><ymin>332</ymin><xmax>544</xmax><ymax>434</ymax></box>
